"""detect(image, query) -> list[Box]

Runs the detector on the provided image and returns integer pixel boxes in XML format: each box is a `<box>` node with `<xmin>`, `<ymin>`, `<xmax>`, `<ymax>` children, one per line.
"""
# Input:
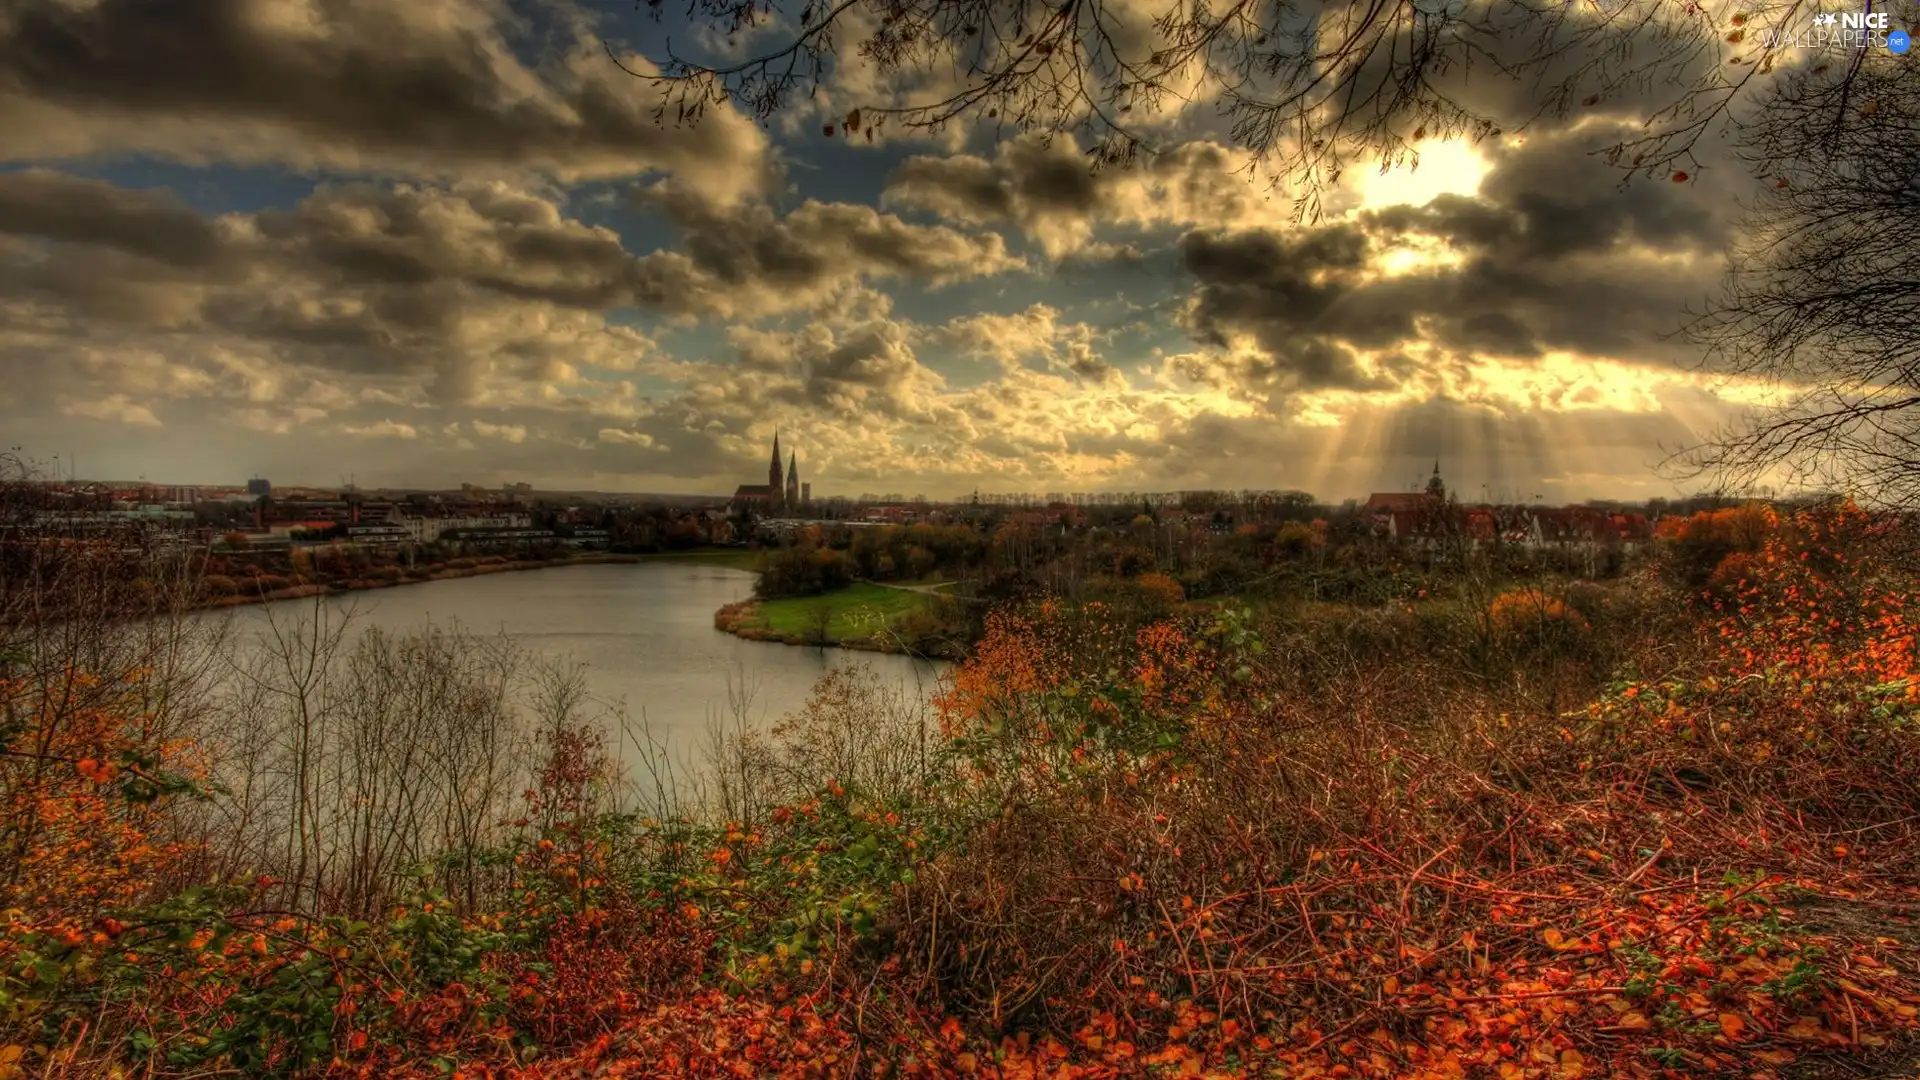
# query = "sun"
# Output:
<box><xmin>1352</xmin><ymin>139</ymin><xmax>1493</xmax><ymax>210</ymax></box>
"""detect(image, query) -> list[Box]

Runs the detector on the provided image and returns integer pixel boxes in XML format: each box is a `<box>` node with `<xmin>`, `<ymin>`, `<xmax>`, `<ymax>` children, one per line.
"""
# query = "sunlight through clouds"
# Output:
<box><xmin>1352</xmin><ymin>140</ymin><xmax>1492</xmax><ymax>210</ymax></box>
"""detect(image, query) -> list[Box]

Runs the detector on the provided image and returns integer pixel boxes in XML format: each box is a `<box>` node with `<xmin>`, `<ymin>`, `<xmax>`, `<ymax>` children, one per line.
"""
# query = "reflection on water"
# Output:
<box><xmin>195</xmin><ymin>562</ymin><xmax>947</xmax><ymax>777</ymax></box>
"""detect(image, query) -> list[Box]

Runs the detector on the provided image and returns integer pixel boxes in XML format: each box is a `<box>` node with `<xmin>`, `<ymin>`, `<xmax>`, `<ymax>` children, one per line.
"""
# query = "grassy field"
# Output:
<box><xmin>632</xmin><ymin>547</ymin><xmax>765</xmax><ymax>571</ymax></box>
<box><xmin>746</xmin><ymin>583</ymin><xmax>931</xmax><ymax>641</ymax></box>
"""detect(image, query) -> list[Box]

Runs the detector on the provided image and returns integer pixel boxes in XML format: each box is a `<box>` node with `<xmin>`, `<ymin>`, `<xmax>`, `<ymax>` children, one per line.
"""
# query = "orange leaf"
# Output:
<box><xmin>1717</xmin><ymin>1012</ymin><xmax>1746</xmax><ymax>1039</ymax></box>
<box><xmin>1559</xmin><ymin>1048</ymin><xmax>1586</xmax><ymax>1078</ymax></box>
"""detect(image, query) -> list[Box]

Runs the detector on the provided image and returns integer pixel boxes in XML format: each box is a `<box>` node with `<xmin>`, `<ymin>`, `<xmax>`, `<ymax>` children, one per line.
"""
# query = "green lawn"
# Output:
<box><xmin>748</xmin><ymin>583</ymin><xmax>931</xmax><ymax>642</ymax></box>
<box><xmin>634</xmin><ymin>547</ymin><xmax>765</xmax><ymax>571</ymax></box>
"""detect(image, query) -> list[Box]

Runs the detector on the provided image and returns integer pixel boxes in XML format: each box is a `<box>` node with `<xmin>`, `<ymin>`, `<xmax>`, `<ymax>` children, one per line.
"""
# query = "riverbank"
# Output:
<box><xmin>713</xmin><ymin>583</ymin><xmax>959</xmax><ymax>658</ymax></box>
<box><xmin>196</xmin><ymin>547</ymin><xmax>759</xmax><ymax>612</ymax></box>
<box><xmin>195</xmin><ymin>552</ymin><xmax>641</xmax><ymax>610</ymax></box>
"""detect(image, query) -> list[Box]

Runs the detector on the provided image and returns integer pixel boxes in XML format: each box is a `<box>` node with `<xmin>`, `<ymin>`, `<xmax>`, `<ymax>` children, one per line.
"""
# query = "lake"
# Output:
<box><xmin>198</xmin><ymin>561</ymin><xmax>947</xmax><ymax>777</ymax></box>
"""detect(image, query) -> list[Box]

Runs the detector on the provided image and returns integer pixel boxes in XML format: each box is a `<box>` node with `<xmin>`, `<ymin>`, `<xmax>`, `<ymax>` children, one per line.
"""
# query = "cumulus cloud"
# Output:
<box><xmin>0</xmin><ymin>0</ymin><xmax>771</xmax><ymax>201</ymax></box>
<box><xmin>718</xmin><ymin>306</ymin><xmax>949</xmax><ymax>421</ymax></box>
<box><xmin>470</xmin><ymin>419</ymin><xmax>528</xmax><ymax>443</ymax></box>
<box><xmin>340</xmin><ymin>419</ymin><xmax>418</xmax><ymax>439</ymax></box>
<box><xmin>0</xmin><ymin>168</ymin><xmax>1029</xmax><ymax>427</ymax></box>
<box><xmin>64</xmin><ymin>393</ymin><xmax>162</xmax><ymax>428</ymax></box>
<box><xmin>632</xmin><ymin>184</ymin><xmax>1026</xmax><ymax>317</ymax></box>
<box><xmin>885</xmin><ymin>136</ymin><xmax>1280</xmax><ymax>255</ymax></box>
<box><xmin>596</xmin><ymin>428</ymin><xmax>655</xmax><ymax>447</ymax></box>
<box><xmin>937</xmin><ymin>303</ymin><xmax>1120</xmax><ymax>382</ymax></box>
<box><xmin>1170</xmin><ymin>119</ymin><xmax>1735</xmax><ymax>404</ymax></box>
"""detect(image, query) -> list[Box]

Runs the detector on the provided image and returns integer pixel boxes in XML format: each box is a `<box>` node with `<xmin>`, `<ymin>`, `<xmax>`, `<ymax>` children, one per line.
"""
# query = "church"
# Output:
<box><xmin>730</xmin><ymin>431</ymin><xmax>808</xmax><ymax>515</ymax></box>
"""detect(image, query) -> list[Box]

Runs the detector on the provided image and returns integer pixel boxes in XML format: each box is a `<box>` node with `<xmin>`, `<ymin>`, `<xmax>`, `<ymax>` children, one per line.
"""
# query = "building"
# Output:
<box><xmin>344</xmin><ymin>524</ymin><xmax>411</xmax><ymax>546</ymax></box>
<box><xmin>400</xmin><ymin>513</ymin><xmax>532</xmax><ymax>542</ymax></box>
<box><xmin>731</xmin><ymin>431</ymin><xmax>807</xmax><ymax>515</ymax></box>
<box><xmin>439</xmin><ymin>526</ymin><xmax>557</xmax><ymax>550</ymax></box>
<box><xmin>246</xmin><ymin>477</ymin><xmax>272</xmax><ymax>498</ymax></box>
<box><xmin>1365</xmin><ymin>461</ymin><xmax>1448</xmax><ymax>514</ymax></box>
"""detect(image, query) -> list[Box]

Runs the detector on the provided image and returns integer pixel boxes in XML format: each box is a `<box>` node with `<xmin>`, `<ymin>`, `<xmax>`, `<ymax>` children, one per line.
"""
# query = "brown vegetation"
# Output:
<box><xmin>2</xmin><ymin>481</ymin><xmax>1917</xmax><ymax>1078</ymax></box>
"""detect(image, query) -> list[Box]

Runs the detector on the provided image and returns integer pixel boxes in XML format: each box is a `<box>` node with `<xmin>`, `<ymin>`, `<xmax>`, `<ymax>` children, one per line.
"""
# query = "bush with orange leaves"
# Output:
<box><xmin>1485</xmin><ymin>586</ymin><xmax>1593</xmax><ymax>670</ymax></box>
<box><xmin>878</xmin><ymin>537</ymin><xmax>1920</xmax><ymax>1080</ymax></box>
<box><xmin>1487</xmin><ymin>587</ymin><xmax>1589</xmax><ymax>637</ymax></box>
<box><xmin>1658</xmin><ymin>502</ymin><xmax>1780</xmax><ymax>588</ymax></box>
<box><xmin>0</xmin><ymin>663</ymin><xmax>207</xmax><ymax>966</ymax></box>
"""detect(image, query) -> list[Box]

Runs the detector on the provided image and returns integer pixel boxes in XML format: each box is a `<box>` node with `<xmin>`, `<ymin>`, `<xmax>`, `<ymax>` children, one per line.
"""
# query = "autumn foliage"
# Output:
<box><xmin>2</xmin><ymin>503</ymin><xmax>1918</xmax><ymax>1078</ymax></box>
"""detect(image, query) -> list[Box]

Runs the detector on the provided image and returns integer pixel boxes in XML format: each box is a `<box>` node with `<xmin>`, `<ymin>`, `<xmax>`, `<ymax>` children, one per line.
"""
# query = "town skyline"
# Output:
<box><xmin>15</xmin><ymin>451</ymin><xmax>1734</xmax><ymax>511</ymax></box>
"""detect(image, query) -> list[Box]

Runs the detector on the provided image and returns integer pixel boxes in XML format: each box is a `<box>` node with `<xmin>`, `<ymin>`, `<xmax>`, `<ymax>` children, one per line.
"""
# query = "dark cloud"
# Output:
<box><xmin>632</xmin><ymin>184</ymin><xmax>1024</xmax><ymax>316</ymax></box>
<box><xmin>0</xmin><ymin>0</ymin><xmax>768</xmax><ymax>195</ymax></box>
<box><xmin>1176</xmin><ymin>224</ymin><xmax>1404</xmax><ymax>391</ymax></box>
<box><xmin>1174</xmin><ymin>118</ymin><xmax>1734</xmax><ymax>398</ymax></box>
<box><xmin>888</xmin><ymin>135</ymin><xmax>1099</xmax><ymax>222</ymax></box>
<box><xmin>0</xmin><ymin>170</ymin><xmax>225</xmax><ymax>269</ymax></box>
<box><xmin>883</xmin><ymin>135</ymin><xmax>1275</xmax><ymax>254</ymax></box>
<box><xmin>0</xmin><ymin>169</ymin><xmax>1025</xmax><ymax>396</ymax></box>
<box><xmin>253</xmin><ymin>183</ymin><xmax>639</xmax><ymax>308</ymax></box>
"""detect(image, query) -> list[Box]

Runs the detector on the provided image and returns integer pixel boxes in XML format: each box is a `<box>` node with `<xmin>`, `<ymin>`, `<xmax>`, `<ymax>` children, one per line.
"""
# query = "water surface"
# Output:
<box><xmin>203</xmin><ymin>562</ymin><xmax>946</xmax><ymax>776</ymax></box>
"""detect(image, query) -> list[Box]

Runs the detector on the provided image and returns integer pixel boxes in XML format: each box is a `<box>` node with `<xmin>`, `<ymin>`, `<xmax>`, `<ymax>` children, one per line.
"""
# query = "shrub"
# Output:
<box><xmin>1133</xmin><ymin>571</ymin><xmax>1185</xmax><ymax>607</ymax></box>
<box><xmin>1488</xmin><ymin>586</ymin><xmax>1589</xmax><ymax>637</ymax></box>
<box><xmin>1662</xmin><ymin>503</ymin><xmax>1778</xmax><ymax>588</ymax></box>
<box><xmin>1707</xmin><ymin>549</ymin><xmax>1762</xmax><ymax>602</ymax></box>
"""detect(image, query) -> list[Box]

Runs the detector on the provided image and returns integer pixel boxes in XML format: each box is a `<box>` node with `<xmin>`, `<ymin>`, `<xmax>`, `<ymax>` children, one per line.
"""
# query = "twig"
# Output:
<box><xmin>1399</xmin><ymin>843</ymin><xmax>1457</xmax><ymax>913</ymax></box>
<box><xmin>1623</xmin><ymin>838</ymin><xmax>1670</xmax><ymax>885</ymax></box>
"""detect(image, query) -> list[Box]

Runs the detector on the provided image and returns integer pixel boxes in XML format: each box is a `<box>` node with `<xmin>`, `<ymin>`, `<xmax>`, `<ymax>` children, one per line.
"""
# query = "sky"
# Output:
<box><xmin>0</xmin><ymin>0</ymin><xmax>1786</xmax><ymax>502</ymax></box>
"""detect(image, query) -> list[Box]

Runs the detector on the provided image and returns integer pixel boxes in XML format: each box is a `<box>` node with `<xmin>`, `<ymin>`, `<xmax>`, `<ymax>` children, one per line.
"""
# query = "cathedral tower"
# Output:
<box><xmin>786</xmin><ymin>450</ymin><xmax>800</xmax><ymax>507</ymax></box>
<box><xmin>768</xmin><ymin>431</ymin><xmax>785</xmax><ymax>508</ymax></box>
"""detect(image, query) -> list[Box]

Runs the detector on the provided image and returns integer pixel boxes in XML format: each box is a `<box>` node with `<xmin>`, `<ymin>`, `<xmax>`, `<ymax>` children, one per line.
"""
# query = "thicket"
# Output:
<box><xmin>2</xmin><ymin>499</ymin><xmax>1917</xmax><ymax>1078</ymax></box>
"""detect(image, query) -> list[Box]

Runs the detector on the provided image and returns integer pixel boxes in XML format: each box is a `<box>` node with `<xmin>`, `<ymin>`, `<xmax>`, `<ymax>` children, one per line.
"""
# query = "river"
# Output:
<box><xmin>196</xmin><ymin>561</ymin><xmax>947</xmax><ymax>779</ymax></box>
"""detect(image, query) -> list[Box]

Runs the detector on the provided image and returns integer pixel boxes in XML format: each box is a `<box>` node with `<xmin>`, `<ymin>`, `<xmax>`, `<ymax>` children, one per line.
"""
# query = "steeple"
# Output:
<box><xmin>1425</xmin><ymin>460</ymin><xmax>1447</xmax><ymax>500</ymax></box>
<box><xmin>768</xmin><ymin>429</ymin><xmax>784</xmax><ymax>496</ymax></box>
<box><xmin>786</xmin><ymin>450</ymin><xmax>800</xmax><ymax>506</ymax></box>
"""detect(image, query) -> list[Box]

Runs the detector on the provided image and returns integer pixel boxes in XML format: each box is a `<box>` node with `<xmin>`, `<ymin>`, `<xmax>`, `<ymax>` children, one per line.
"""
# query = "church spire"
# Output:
<box><xmin>786</xmin><ymin>450</ymin><xmax>800</xmax><ymax>507</ymax></box>
<box><xmin>768</xmin><ymin>429</ymin><xmax>784</xmax><ymax>495</ymax></box>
